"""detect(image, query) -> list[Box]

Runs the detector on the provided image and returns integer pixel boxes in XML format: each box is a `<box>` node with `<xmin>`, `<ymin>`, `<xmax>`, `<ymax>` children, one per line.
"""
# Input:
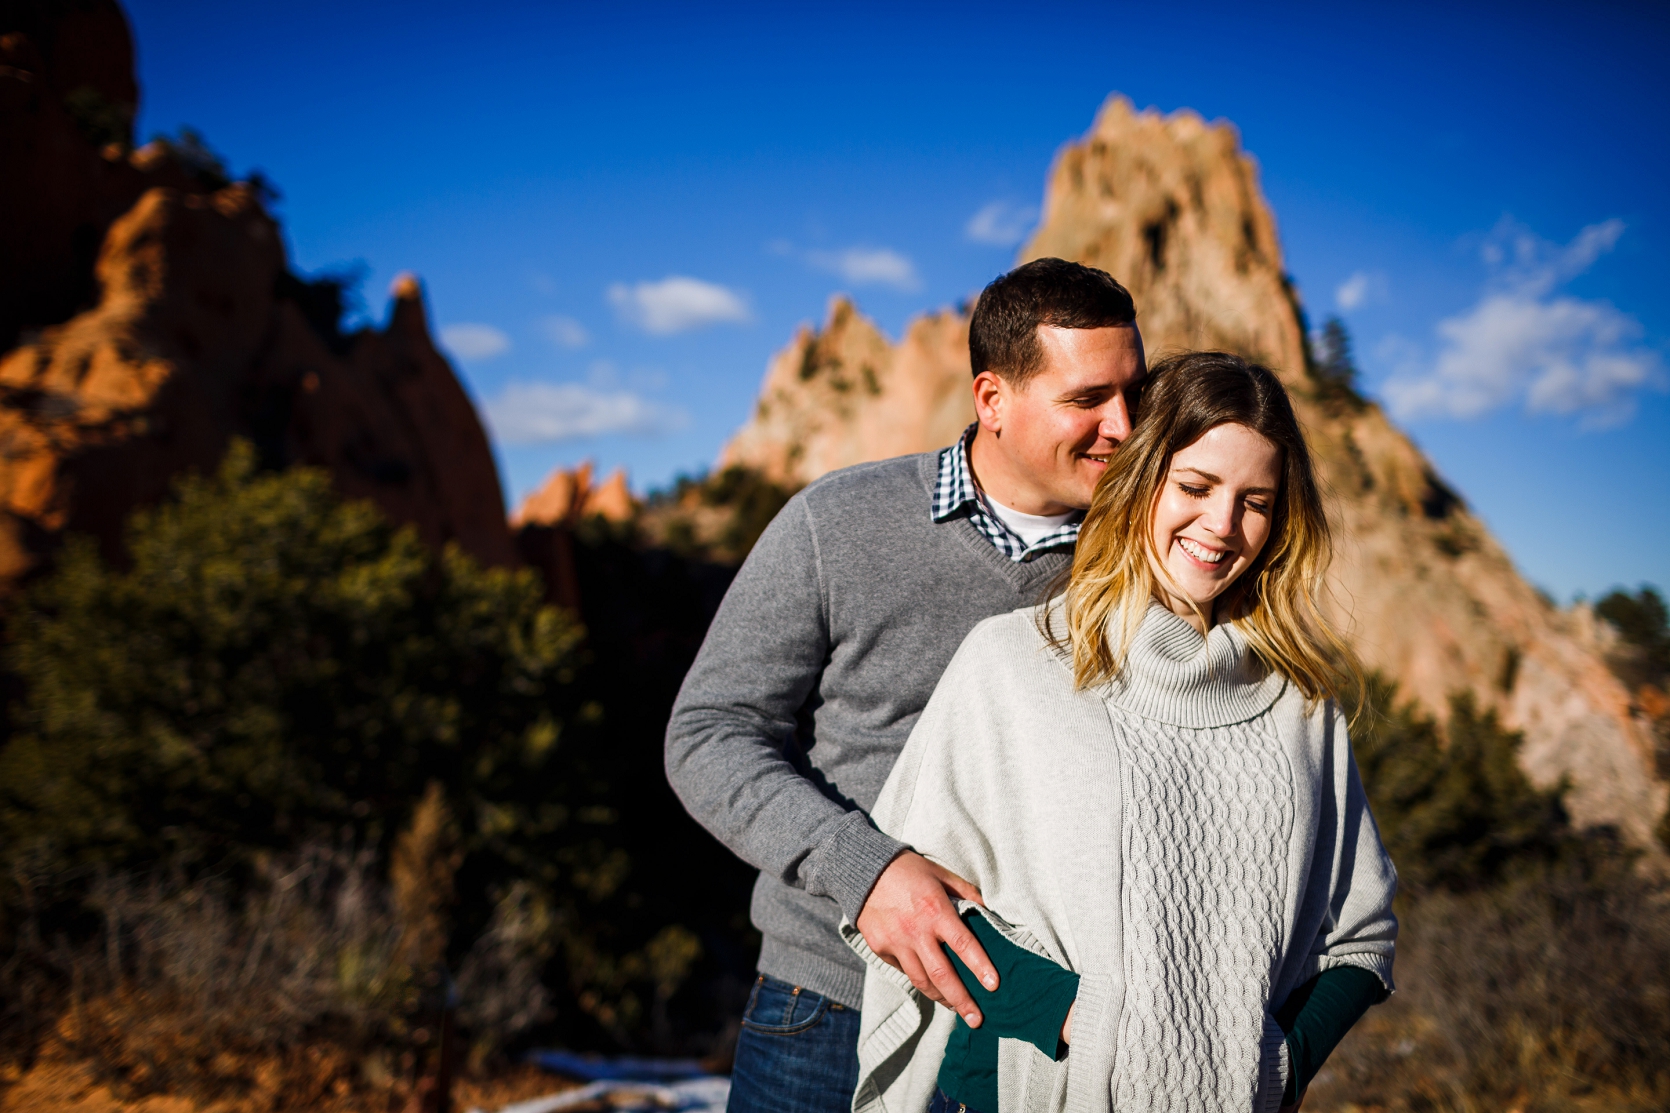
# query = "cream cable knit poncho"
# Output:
<box><xmin>842</xmin><ymin>603</ymin><xmax>1398</xmax><ymax>1113</ymax></box>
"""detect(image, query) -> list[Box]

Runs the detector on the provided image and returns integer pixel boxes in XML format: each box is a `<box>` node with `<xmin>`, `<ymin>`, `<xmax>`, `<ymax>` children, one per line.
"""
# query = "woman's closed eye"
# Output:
<box><xmin>1178</xmin><ymin>482</ymin><xmax>1210</xmax><ymax>498</ymax></box>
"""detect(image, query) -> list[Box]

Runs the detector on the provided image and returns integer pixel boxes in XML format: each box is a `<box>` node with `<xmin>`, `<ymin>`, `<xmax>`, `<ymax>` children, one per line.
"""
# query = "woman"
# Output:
<box><xmin>842</xmin><ymin>351</ymin><xmax>1398</xmax><ymax>1113</ymax></box>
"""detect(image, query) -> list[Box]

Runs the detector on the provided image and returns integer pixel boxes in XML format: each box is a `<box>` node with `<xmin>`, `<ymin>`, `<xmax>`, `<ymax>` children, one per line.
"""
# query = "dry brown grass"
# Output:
<box><xmin>0</xmin><ymin>835</ymin><xmax>562</xmax><ymax>1113</ymax></box>
<box><xmin>0</xmin><ymin>1039</ymin><xmax>569</xmax><ymax>1113</ymax></box>
<box><xmin>1305</xmin><ymin>857</ymin><xmax>1670</xmax><ymax>1113</ymax></box>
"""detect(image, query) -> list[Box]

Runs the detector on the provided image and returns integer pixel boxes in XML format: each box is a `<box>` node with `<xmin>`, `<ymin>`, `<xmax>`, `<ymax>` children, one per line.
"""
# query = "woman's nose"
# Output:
<box><xmin>1202</xmin><ymin>495</ymin><xmax>1237</xmax><ymax>537</ymax></box>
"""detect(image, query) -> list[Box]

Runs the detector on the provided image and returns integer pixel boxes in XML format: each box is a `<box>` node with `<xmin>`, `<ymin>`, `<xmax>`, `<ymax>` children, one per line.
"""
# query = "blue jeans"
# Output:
<box><xmin>727</xmin><ymin>973</ymin><xmax>861</xmax><ymax>1113</ymax></box>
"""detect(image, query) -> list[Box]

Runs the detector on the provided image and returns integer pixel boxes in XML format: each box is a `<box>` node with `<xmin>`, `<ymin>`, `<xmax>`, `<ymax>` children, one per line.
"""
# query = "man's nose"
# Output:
<box><xmin>1098</xmin><ymin>395</ymin><xmax>1133</xmax><ymax>443</ymax></box>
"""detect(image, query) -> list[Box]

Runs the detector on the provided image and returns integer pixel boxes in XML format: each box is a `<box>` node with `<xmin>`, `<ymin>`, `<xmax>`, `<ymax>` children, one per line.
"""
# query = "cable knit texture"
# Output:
<box><xmin>1112</xmin><ymin>712</ymin><xmax>1293</xmax><ymax>1111</ymax></box>
<box><xmin>842</xmin><ymin>602</ymin><xmax>1397</xmax><ymax>1113</ymax></box>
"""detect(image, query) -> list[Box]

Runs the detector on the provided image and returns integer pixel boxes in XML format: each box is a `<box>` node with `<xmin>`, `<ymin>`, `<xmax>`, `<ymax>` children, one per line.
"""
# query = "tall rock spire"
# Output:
<box><xmin>1021</xmin><ymin>95</ymin><xmax>1308</xmax><ymax>379</ymax></box>
<box><xmin>717</xmin><ymin>96</ymin><xmax>1668</xmax><ymax>851</ymax></box>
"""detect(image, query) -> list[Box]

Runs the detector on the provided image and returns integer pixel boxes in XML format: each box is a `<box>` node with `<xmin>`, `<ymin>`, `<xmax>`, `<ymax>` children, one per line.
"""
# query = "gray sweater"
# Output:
<box><xmin>664</xmin><ymin>452</ymin><xmax>1072</xmax><ymax>1007</ymax></box>
<box><xmin>842</xmin><ymin>603</ymin><xmax>1398</xmax><ymax>1113</ymax></box>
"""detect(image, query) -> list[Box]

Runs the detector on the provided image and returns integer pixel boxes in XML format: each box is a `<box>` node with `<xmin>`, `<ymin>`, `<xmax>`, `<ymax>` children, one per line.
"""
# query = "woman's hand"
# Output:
<box><xmin>1061</xmin><ymin>1000</ymin><xmax>1075</xmax><ymax>1045</ymax></box>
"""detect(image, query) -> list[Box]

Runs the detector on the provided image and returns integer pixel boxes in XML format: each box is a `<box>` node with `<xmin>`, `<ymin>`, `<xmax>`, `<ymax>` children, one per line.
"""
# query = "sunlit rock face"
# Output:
<box><xmin>512</xmin><ymin>461</ymin><xmax>638</xmax><ymax>529</ymax></box>
<box><xmin>0</xmin><ymin>1</ymin><xmax>515</xmax><ymax>589</ymax></box>
<box><xmin>719</xmin><ymin>296</ymin><xmax>976</xmax><ymax>485</ymax></box>
<box><xmin>0</xmin><ymin>188</ymin><xmax>517</xmax><ymax>587</ymax></box>
<box><xmin>719</xmin><ymin>95</ymin><xmax>1667</xmax><ymax>851</ymax></box>
<box><xmin>1021</xmin><ymin>95</ymin><xmax>1309</xmax><ymax>378</ymax></box>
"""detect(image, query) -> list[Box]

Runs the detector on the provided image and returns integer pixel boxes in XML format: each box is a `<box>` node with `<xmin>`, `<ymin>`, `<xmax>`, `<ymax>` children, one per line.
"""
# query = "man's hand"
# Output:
<box><xmin>856</xmin><ymin>851</ymin><xmax>995</xmax><ymax>1026</ymax></box>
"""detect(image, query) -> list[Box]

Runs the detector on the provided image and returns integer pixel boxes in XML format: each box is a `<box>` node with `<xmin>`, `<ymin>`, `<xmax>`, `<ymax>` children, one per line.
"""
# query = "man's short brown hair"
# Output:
<box><xmin>968</xmin><ymin>258</ymin><xmax>1137</xmax><ymax>385</ymax></box>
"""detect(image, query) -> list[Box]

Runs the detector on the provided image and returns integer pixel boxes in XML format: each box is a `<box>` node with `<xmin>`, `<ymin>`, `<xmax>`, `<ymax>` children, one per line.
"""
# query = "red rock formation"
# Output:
<box><xmin>277</xmin><ymin>271</ymin><xmax>518</xmax><ymax>569</ymax></box>
<box><xmin>0</xmin><ymin>1</ymin><xmax>515</xmax><ymax>586</ymax></box>
<box><xmin>510</xmin><ymin>462</ymin><xmax>639</xmax><ymax>612</ymax></box>
<box><xmin>720</xmin><ymin>298</ymin><xmax>974</xmax><ymax>481</ymax></box>
<box><xmin>0</xmin><ymin>0</ymin><xmax>195</xmax><ymax>350</ymax></box>
<box><xmin>718</xmin><ymin>96</ymin><xmax>1669</xmax><ymax>851</ymax></box>
<box><xmin>511</xmin><ymin>461</ymin><xmax>638</xmax><ymax>529</ymax></box>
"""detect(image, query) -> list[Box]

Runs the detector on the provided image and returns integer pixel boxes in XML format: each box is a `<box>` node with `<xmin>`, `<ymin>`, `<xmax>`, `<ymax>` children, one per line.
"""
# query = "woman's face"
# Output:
<box><xmin>1148</xmin><ymin>422</ymin><xmax>1283</xmax><ymax>622</ymax></box>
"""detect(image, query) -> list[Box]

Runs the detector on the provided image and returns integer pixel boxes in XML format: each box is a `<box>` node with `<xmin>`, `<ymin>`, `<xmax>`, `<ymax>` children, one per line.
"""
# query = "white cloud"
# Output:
<box><xmin>807</xmin><ymin>246</ymin><xmax>921</xmax><ymax>291</ymax></box>
<box><xmin>439</xmin><ymin>323</ymin><xmax>511</xmax><ymax>361</ymax></box>
<box><xmin>607</xmin><ymin>276</ymin><xmax>751</xmax><ymax>334</ymax></box>
<box><xmin>1382</xmin><ymin>219</ymin><xmax>1663</xmax><ymax>428</ymax></box>
<box><xmin>1482</xmin><ymin>215</ymin><xmax>1624</xmax><ymax>296</ymax></box>
<box><xmin>965</xmin><ymin>201</ymin><xmax>1039</xmax><ymax>247</ymax></box>
<box><xmin>541</xmin><ymin>314</ymin><xmax>590</xmax><ymax>349</ymax></box>
<box><xmin>1335</xmin><ymin>272</ymin><xmax>1371</xmax><ymax>311</ymax></box>
<box><xmin>482</xmin><ymin>381</ymin><xmax>689</xmax><ymax>444</ymax></box>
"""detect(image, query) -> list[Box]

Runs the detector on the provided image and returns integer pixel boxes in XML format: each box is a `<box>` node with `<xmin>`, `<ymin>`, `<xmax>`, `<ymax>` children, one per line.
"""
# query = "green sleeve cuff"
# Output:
<box><xmin>1277</xmin><ymin>965</ymin><xmax>1386</xmax><ymax>1103</ymax></box>
<box><xmin>943</xmin><ymin>912</ymin><xmax>1080</xmax><ymax>1060</ymax></box>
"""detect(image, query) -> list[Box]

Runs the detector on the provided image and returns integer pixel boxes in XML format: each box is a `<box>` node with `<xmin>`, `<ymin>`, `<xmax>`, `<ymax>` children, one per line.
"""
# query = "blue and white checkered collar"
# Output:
<box><xmin>932</xmin><ymin>423</ymin><xmax>1082</xmax><ymax>562</ymax></box>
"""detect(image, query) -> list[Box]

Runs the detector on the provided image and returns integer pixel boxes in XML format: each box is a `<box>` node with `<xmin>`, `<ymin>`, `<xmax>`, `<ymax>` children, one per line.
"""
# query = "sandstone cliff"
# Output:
<box><xmin>720</xmin><ymin>95</ymin><xmax>1668</xmax><ymax>849</ymax></box>
<box><xmin>512</xmin><ymin>461</ymin><xmax>638</xmax><ymax>529</ymax></box>
<box><xmin>719</xmin><ymin>298</ymin><xmax>975</xmax><ymax>479</ymax></box>
<box><xmin>0</xmin><ymin>1</ymin><xmax>514</xmax><ymax>587</ymax></box>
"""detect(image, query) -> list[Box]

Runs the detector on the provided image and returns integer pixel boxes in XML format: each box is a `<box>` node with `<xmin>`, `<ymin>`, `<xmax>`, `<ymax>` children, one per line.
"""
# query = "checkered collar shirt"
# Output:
<box><xmin>932</xmin><ymin>423</ymin><xmax>1082</xmax><ymax>562</ymax></box>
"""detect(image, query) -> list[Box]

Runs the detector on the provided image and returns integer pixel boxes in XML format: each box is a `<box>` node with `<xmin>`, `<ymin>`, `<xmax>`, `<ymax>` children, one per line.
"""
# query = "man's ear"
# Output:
<box><xmin>972</xmin><ymin>371</ymin><xmax>1007</xmax><ymax>436</ymax></box>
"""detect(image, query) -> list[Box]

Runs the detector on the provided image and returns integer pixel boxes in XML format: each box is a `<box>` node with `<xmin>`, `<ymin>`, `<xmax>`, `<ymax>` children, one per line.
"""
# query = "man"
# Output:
<box><xmin>665</xmin><ymin>258</ymin><xmax>1146</xmax><ymax>1113</ymax></box>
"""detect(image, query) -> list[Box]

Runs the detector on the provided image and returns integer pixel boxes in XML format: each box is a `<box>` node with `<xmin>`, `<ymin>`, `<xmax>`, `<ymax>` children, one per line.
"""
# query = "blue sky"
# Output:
<box><xmin>122</xmin><ymin>0</ymin><xmax>1668</xmax><ymax>601</ymax></box>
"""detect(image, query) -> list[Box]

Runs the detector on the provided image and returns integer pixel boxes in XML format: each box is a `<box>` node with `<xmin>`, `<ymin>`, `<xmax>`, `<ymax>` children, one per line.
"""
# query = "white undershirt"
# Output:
<box><xmin>983</xmin><ymin>493</ymin><xmax>1079</xmax><ymax>548</ymax></box>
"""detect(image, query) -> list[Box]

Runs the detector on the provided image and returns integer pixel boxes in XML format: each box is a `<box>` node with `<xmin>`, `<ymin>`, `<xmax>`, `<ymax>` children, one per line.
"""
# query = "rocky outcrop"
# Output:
<box><xmin>0</xmin><ymin>0</ymin><xmax>193</xmax><ymax>351</ymax></box>
<box><xmin>512</xmin><ymin>461</ymin><xmax>638</xmax><ymax>528</ymax></box>
<box><xmin>510</xmin><ymin>463</ymin><xmax>639</xmax><ymax>611</ymax></box>
<box><xmin>719</xmin><ymin>95</ymin><xmax>1668</xmax><ymax>849</ymax></box>
<box><xmin>719</xmin><ymin>297</ymin><xmax>976</xmax><ymax>483</ymax></box>
<box><xmin>1019</xmin><ymin>97</ymin><xmax>1308</xmax><ymax>377</ymax></box>
<box><xmin>0</xmin><ymin>2</ymin><xmax>514</xmax><ymax>587</ymax></box>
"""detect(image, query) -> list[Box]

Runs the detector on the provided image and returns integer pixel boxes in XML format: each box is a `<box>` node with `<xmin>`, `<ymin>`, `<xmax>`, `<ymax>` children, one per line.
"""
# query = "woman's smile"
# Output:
<box><xmin>1176</xmin><ymin>536</ymin><xmax>1230</xmax><ymax>567</ymax></box>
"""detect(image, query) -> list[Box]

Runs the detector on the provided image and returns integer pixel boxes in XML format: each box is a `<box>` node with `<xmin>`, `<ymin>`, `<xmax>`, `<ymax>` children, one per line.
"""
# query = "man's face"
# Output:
<box><xmin>978</xmin><ymin>324</ymin><xmax>1146</xmax><ymax>512</ymax></box>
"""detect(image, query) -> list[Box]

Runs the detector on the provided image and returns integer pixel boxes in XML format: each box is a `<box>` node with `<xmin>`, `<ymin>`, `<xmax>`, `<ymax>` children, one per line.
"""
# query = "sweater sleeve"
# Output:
<box><xmin>664</xmin><ymin>495</ymin><xmax>905</xmax><ymax>924</ymax></box>
<box><xmin>1274</xmin><ymin>965</ymin><xmax>1386</xmax><ymax>1103</ymax></box>
<box><xmin>942</xmin><ymin>912</ymin><xmax>1080</xmax><ymax>1060</ymax></box>
<box><xmin>1306</xmin><ymin>705</ymin><xmax>1399</xmax><ymax>989</ymax></box>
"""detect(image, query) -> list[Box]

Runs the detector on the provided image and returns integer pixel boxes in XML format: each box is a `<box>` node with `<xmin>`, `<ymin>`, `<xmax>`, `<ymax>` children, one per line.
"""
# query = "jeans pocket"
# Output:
<box><xmin>740</xmin><ymin>975</ymin><xmax>833</xmax><ymax>1035</ymax></box>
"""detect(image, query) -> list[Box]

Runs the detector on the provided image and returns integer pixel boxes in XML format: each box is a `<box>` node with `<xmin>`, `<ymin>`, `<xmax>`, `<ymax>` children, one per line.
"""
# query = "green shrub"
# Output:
<box><xmin>1595</xmin><ymin>585</ymin><xmax>1670</xmax><ymax>690</ymax></box>
<box><xmin>1349</xmin><ymin>674</ymin><xmax>1570</xmax><ymax>892</ymax></box>
<box><xmin>0</xmin><ymin>442</ymin><xmax>583</xmax><ymax>880</ymax></box>
<box><xmin>0</xmin><ymin>443</ymin><xmax>647</xmax><ymax>1072</ymax></box>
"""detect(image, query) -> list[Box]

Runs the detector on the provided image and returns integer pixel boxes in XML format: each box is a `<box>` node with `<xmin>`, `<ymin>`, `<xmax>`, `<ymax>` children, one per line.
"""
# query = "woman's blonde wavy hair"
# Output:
<box><xmin>1048</xmin><ymin>350</ymin><xmax>1360</xmax><ymax>710</ymax></box>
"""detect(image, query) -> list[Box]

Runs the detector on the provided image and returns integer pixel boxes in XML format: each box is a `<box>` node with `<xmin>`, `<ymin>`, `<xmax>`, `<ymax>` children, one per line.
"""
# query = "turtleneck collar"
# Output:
<box><xmin>1041</xmin><ymin>598</ymin><xmax>1288</xmax><ymax>728</ymax></box>
<box><xmin>1105</xmin><ymin>602</ymin><xmax>1287</xmax><ymax>727</ymax></box>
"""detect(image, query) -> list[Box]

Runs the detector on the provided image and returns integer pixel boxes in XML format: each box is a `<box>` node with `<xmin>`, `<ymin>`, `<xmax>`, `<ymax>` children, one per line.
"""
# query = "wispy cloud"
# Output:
<box><xmin>439</xmin><ymin>323</ymin><xmax>511</xmax><ymax>361</ymax></box>
<box><xmin>965</xmin><ymin>201</ymin><xmax>1038</xmax><ymax>247</ymax></box>
<box><xmin>607</xmin><ymin>276</ymin><xmax>751</xmax><ymax>335</ymax></box>
<box><xmin>541</xmin><ymin>314</ymin><xmax>590</xmax><ymax>349</ymax></box>
<box><xmin>482</xmin><ymin>381</ymin><xmax>689</xmax><ymax>444</ymax></box>
<box><xmin>1382</xmin><ymin>218</ymin><xmax>1663</xmax><ymax>428</ymax></box>
<box><xmin>1335</xmin><ymin>272</ymin><xmax>1370</xmax><ymax>310</ymax></box>
<box><xmin>807</xmin><ymin>246</ymin><xmax>921</xmax><ymax>291</ymax></box>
